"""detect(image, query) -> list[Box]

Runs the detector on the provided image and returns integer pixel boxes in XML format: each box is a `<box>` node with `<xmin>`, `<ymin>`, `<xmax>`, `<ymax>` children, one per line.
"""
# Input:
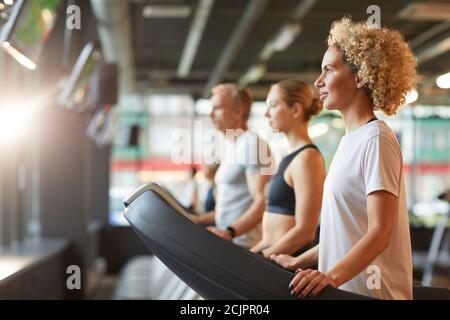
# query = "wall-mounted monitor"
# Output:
<box><xmin>0</xmin><ymin>2</ymin><xmax>15</xmax><ymax>27</ymax></box>
<box><xmin>87</xmin><ymin>107</ymin><xmax>118</xmax><ymax>147</ymax></box>
<box><xmin>58</xmin><ymin>42</ymin><xmax>103</xmax><ymax>112</ymax></box>
<box><xmin>0</xmin><ymin>0</ymin><xmax>62</xmax><ymax>70</ymax></box>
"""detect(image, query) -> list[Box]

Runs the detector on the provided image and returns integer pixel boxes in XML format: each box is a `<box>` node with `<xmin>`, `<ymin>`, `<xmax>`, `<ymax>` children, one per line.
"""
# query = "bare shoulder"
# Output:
<box><xmin>285</xmin><ymin>148</ymin><xmax>325</xmax><ymax>189</ymax></box>
<box><xmin>292</xmin><ymin>147</ymin><xmax>324</xmax><ymax>172</ymax></box>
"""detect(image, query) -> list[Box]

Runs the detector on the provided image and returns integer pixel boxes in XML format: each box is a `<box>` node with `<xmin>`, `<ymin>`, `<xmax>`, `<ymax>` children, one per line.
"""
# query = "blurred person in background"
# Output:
<box><xmin>190</xmin><ymin>83</ymin><xmax>273</xmax><ymax>249</ymax></box>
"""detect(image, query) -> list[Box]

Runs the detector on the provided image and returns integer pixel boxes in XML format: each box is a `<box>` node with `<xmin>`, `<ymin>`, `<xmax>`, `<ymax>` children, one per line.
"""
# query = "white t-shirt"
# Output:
<box><xmin>318</xmin><ymin>120</ymin><xmax>412</xmax><ymax>300</ymax></box>
<box><xmin>215</xmin><ymin>130</ymin><xmax>272</xmax><ymax>248</ymax></box>
<box><xmin>179</xmin><ymin>179</ymin><xmax>197</xmax><ymax>209</ymax></box>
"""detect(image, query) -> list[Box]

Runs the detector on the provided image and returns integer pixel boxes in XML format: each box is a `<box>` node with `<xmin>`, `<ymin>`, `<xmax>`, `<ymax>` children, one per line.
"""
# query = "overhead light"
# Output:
<box><xmin>398</xmin><ymin>2</ymin><xmax>450</xmax><ymax>21</ymax></box>
<box><xmin>239</xmin><ymin>0</ymin><xmax>314</xmax><ymax>87</ymax></box>
<box><xmin>259</xmin><ymin>43</ymin><xmax>275</xmax><ymax>61</ymax></box>
<box><xmin>416</xmin><ymin>36</ymin><xmax>450</xmax><ymax>64</ymax></box>
<box><xmin>405</xmin><ymin>89</ymin><xmax>419</xmax><ymax>105</ymax></box>
<box><xmin>238</xmin><ymin>64</ymin><xmax>266</xmax><ymax>85</ymax></box>
<box><xmin>4</xmin><ymin>0</ymin><xmax>14</xmax><ymax>6</ymax></box>
<box><xmin>436</xmin><ymin>72</ymin><xmax>450</xmax><ymax>89</ymax></box>
<box><xmin>270</xmin><ymin>23</ymin><xmax>302</xmax><ymax>52</ymax></box>
<box><xmin>258</xmin><ymin>24</ymin><xmax>302</xmax><ymax>62</ymax></box>
<box><xmin>143</xmin><ymin>5</ymin><xmax>191</xmax><ymax>18</ymax></box>
<box><xmin>177</xmin><ymin>0</ymin><xmax>214</xmax><ymax>77</ymax></box>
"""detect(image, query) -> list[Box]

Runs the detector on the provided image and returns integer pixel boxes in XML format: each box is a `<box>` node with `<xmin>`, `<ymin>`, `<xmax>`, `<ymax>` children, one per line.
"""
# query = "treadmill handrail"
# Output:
<box><xmin>124</xmin><ymin>183</ymin><xmax>450</xmax><ymax>300</ymax></box>
<box><xmin>123</xmin><ymin>183</ymin><xmax>197</xmax><ymax>223</ymax></box>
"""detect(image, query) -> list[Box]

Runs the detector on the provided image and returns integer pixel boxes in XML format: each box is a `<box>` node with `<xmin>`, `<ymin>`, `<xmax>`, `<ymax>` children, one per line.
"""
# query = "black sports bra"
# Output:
<box><xmin>266</xmin><ymin>144</ymin><xmax>319</xmax><ymax>215</ymax></box>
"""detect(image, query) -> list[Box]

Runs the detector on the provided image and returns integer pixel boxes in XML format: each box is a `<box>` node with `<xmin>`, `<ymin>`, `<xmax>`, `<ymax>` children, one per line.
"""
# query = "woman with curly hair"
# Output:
<box><xmin>271</xmin><ymin>17</ymin><xmax>417</xmax><ymax>300</ymax></box>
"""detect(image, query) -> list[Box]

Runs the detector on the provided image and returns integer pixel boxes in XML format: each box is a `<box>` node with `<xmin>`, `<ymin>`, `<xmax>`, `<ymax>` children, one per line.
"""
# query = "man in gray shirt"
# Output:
<box><xmin>191</xmin><ymin>83</ymin><xmax>273</xmax><ymax>248</ymax></box>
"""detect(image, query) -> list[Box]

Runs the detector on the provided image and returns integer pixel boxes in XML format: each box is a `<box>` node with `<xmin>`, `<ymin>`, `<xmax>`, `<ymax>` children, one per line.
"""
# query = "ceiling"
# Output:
<box><xmin>129</xmin><ymin>0</ymin><xmax>450</xmax><ymax>102</ymax></box>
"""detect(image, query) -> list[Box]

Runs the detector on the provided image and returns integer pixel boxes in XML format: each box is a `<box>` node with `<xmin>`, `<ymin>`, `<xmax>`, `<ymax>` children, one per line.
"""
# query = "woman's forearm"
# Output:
<box><xmin>192</xmin><ymin>211</ymin><xmax>215</xmax><ymax>226</ymax></box>
<box><xmin>294</xmin><ymin>244</ymin><xmax>319</xmax><ymax>269</ymax></box>
<box><xmin>250</xmin><ymin>240</ymin><xmax>270</xmax><ymax>253</ymax></box>
<box><xmin>326</xmin><ymin>229</ymin><xmax>390</xmax><ymax>287</ymax></box>
<box><xmin>231</xmin><ymin>194</ymin><xmax>265</xmax><ymax>236</ymax></box>
<box><xmin>263</xmin><ymin>226</ymin><xmax>316</xmax><ymax>257</ymax></box>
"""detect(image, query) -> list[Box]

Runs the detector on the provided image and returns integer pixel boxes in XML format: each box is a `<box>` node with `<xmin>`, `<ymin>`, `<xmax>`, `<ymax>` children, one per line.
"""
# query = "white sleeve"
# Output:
<box><xmin>242</xmin><ymin>134</ymin><xmax>273</xmax><ymax>173</ymax></box>
<box><xmin>362</xmin><ymin>135</ymin><xmax>402</xmax><ymax>197</ymax></box>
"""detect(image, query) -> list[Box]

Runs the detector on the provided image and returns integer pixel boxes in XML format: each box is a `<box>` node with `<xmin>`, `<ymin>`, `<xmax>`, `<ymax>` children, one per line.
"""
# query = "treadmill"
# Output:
<box><xmin>123</xmin><ymin>183</ymin><xmax>449</xmax><ymax>300</ymax></box>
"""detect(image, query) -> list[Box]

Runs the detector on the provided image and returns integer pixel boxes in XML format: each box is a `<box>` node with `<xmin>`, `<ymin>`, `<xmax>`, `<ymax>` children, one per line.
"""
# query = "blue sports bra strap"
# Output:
<box><xmin>278</xmin><ymin>144</ymin><xmax>318</xmax><ymax>171</ymax></box>
<box><xmin>290</xmin><ymin>144</ymin><xmax>318</xmax><ymax>157</ymax></box>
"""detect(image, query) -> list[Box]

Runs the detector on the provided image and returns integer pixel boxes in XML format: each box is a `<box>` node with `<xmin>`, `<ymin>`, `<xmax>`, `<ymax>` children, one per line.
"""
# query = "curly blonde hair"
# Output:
<box><xmin>327</xmin><ymin>17</ymin><xmax>417</xmax><ymax>115</ymax></box>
